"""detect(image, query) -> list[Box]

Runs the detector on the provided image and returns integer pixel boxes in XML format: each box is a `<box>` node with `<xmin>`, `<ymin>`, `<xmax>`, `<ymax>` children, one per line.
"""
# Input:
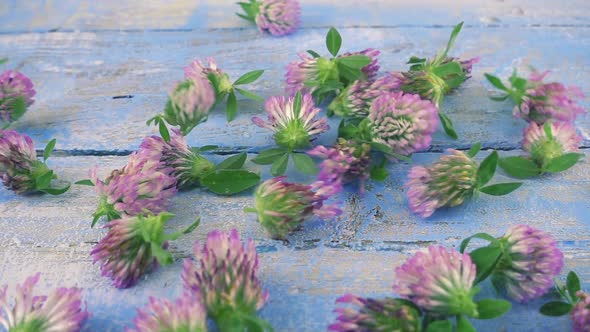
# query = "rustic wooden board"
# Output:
<box><xmin>0</xmin><ymin>151</ymin><xmax>588</xmax><ymax>331</ymax></box>
<box><xmin>0</xmin><ymin>27</ymin><xmax>589</xmax><ymax>153</ymax></box>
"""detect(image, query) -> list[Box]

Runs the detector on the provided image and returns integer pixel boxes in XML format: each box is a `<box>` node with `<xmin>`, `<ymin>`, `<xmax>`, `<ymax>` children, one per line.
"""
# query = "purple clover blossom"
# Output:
<box><xmin>128</xmin><ymin>294</ymin><xmax>207</xmax><ymax>332</ymax></box>
<box><xmin>393</xmin><ymin>246</ymin><xmax>478</xmax><ymax>317</ymax></box>
<box><xmin>0</xmin><ymin>273</ymin><xmax>88</xmax><ymax>332</ymax></box>
<box><xmin>368</xmin><ymin>91</ymin><xmax>438</xmax><ymax>158</ymax></box>
<box><xmin>405</xmin><ymin>149</ymin><xmax>478</xmax><ymax>218</ymax></box>
<box><xmin>252</xmin><ymin>93</ymin><xmax>329</xmax><ymax>150</ymax></box>
<box><xmin>338</xmin><ymin>48</ymin><xmax>381</xmax><ymax>81</ymax></box>
<box><xmin>308</xmin><ymin>139</ymin><xmax>371</xmax><ymax>193</ymax></box>
<box><xmin>250</xmin><ymin>176</ymin><xmax>341</xmax><ymax>239</ymax></box>
<box><xmin>184</xmin><ymin>57</ymin><xmax>233</xmax><ymax>96</ymax></box>
<box><xmin>255</xmin><ymin>0</ymin><xmax>301</xmax><ymax>36</ymax></box>
<box><xmin>164</xmin><ymin>77</ymin><xmax>215</xmax><ymax>136</ymax></box>
<box><xmin>182</xmin><ymin>229</ymin><xmax>268</xmax><ymax>323</ymax></box>
<box><xmin>90</xmin><ymin>150</ymin><xmax>176</xmax><ymax>226</ymax></box>
<box><xmin>522</xmin><ymin>121</ymin><xmax>582</xmax><ymax>168</ymax></box>
<box><xmin>0</xmin><ymin>130</ymin><xmax>59</xmax><ymax>194</ymax></box>
<box><xmin>492</xmin><ymin>224</ymin><xmax>564</xmax><ymax>303</ymax></box>
<box><xmin>91</xmin><ymin>212</ymin><xmax>181</xmax><ymax>289</ymax></box>
<box><xmin>329</xmin><ymin>73</ymin><xmax>402</xmax><ymax>118</ymax></box>
<box><xmin>139</xmin><ymin>129</ymin><xmax>214</xmax><ymax>189</ymax></box>
<box><xmin>572</xmin><ymin>291</ymin><xmax>590</xmax><ymax>332</ymax></box>
<box><xmin>515</xmin><ymin>70</ymin><xmax>586</xmax><ymax>124</ymax></box>
<box><xmin>285</xmin><ymin>53</ymin><xmax>324</xmax><ymax>96</ymax></box>
<box><xmin>329</xmin><ymin>294</ymin><xmax>421</xmax><ymax>332</ymax></box>
<box><xmin>0</xmin><ymin>70</ymin><xmax>35</xmax><ymax>126</ymax></box>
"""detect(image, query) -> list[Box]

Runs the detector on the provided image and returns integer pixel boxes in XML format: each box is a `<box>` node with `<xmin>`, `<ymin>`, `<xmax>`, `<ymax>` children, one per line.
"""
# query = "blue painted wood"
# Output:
<box><xmin>0</xmin><ymin>27</ymin><xmax>588</xmax><ymax>153</ymax></box>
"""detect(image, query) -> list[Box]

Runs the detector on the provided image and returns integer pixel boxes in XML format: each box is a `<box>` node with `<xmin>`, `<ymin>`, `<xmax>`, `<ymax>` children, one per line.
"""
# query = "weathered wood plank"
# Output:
<box><xmin>1</xmin><ymin>0</ymin><xmax>589</xmax><ymax>33</ymax></box>
<box><xmin>1</xmin><ymin>27</ymin><xmax>588</xmax><ymax>152</ymax></box>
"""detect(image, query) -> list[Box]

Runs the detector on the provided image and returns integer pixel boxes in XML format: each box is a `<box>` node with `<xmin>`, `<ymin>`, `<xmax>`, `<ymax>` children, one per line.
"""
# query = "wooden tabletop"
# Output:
<box><xmin>0</xmin><ymin>1</ymin><xmax>588</xmax><ymax>331</ymax></box>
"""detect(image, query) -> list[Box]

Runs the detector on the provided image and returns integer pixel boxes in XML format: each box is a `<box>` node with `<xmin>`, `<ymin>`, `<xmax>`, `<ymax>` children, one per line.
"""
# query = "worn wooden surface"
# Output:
<box><xmin>0</xmin><ymin>1</ymin><xmax>589</xmax><ymax>331</ymax></box>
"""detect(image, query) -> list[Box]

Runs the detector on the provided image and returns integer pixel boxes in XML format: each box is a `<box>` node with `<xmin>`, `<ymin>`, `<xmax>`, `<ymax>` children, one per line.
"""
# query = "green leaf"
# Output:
<box><xmin>370</xmin><ymin>167</ymin><xmax>388</xmax><ymax>181</ymax></box>
<box><xmin>441</xmin><ymin>21</ymin><xmax>463</xmax><ymax>60</ymax></box>
<box><xmin>467</xmin><ymin>143</ymin><xmax>482</xmax><ymax>158</ymax></box>
<box><xmin>425</xmin><ymin>320</ymin><xmax>452</xmax><ymax>332</ymax></box>
<box><xmin>43</xmin><ymin>139</ymin><xmax>57</xmax><ymax>161</ymax></box>
<box><xmin>539</xmin><ymin>301</ymin><xmax>572</xmax><ymax>317</ymax></box>
<box><xmin>476</xmin><ymin>151</ymin><xmax>498</xmax><ymax>187</ymax></box>
<box><xmin>326</xmin><ymin>27</ymin><xmax>342</xmax><ymax>57</ymax></box>
<box><xmin>41</xmin><ymin>183</ymin><xmax>71</xmax><ymax>195</ymax></box>
<box><xmin>292</xmin><ymin>153</ymin><xmax>318</xmax><ymax>174</ymax></box>
<box><xmin>476</xmin><ymin>299</ymin><xmax>511</xmax><ymax>319</ymax></box>
<box><xmin>407</xmin><ymin>56</ymin><xmax>426</xmax><ymax>65</ymax></box>
<box><xmin>151</xmin><ymin>243</ymin><xmax>173</xmax><ymax>265</ymax></box>
<box><xmin>216</xmin><ymin>152</ymin><xmax>247</xmax><ymax>170</ymax></box>
<box><xmin>235</xmin><ymin>87</ymin><xmax>264</xmax><ymax>101</ymax></box>
<box><xmin>509</xmin><ymin>76</ymin><xmax>527</xmax><ymax>91</ymax></box>
<box><xmin>237</xmin><ymin>1</ymin><xmax>257</xmax><ymax>20</ymax></box>
<box><xmin>163</xmin><ymin>217</ymin><xmax>201</xmax><ymax>241</ymax></box>
<box><xmin>479</xmin><ymin>182</ymin><xmax>522</xmax><ymax>196</ymax></box>
<box><xmin>470</xmin><ymin>246</ymin><xmax>502</xmax><ymax>284</ymax></box>
<box><xmin>182</xmin><ymin>217</ymin><xmax>201</xmax><ymax>234</ymax></box>
<box><xmin>158</xmin><ymin>120</ymin><xmax>170</xmax><ymax>143</ymax></box>
<box><xmin>74</xmin><ymin>179</ymin><xmax>94</xmax><ymax>186</ymax></box>
<box><xmin>485</xmin><ymin>73</ymin><xmax>508</xmax><ymax>91</ymax></box>
<box><xmin>544</xmin><ymin>153</ymin><xmax>583</xmax><ymax>173</ymax></box>
<box><xmin>251</xmin><ymin>148</ymin><xmax>287</xmax><ymax>165</ymax></box>
<box><xmin>293</xmin><ymin>91</ymin><xmax>302</xmax><ymax>118</ymax></box>
<box><xmin>35</xmin><ymin>170</ymin><xmax>54</xmax><ymax>190</ymax></box>
<box><xmin>490</xmin><ymin>95</ymin><xmax>509</xmax><ymax>102</ymax></box>
<box><xmin>198</xmin><ymin>145</ymin><xmax>218</xmax><ymax>152</ymax></box>
<box><xmin>438</xmin><ymin>113</ymin><xmax>458</xmax><ymax>139</ymax></box>
<box><xmin>567</xmin><ymin>271</ymin><xmax>582</xmax><ymax>301</ymax></box>
<box><xmin>499</xmin><ymin>156</ymin><xmax>541</xmax><ymax>179</ymax></box>
<box><xmin>337</xmin><ymin>55</ymin><xmax>371</xmax><ymax>69</ymax></box>
<box><xmin>456</xmin><ymin>315</ymin><xmax>476</xmax><ymax>332</ymax></box>
<box><xmin>370</xmin><ymin>142</ymin><xmax>411</xmax><ymax>161</ymax></box>
<box><xmin>234</xmin><ymin>69</ymin><xmax>264</xmax><ymax>85</ymax></box>
<box><xmin>0</xmin><ymin>58</ymin><xmax>7</xmax><ymax>65</ymax></box>
<box><xmin>270</xmin><ymin>153</ymin><xmax>289</xmax><ymax>176</ymax></box>
<box><xmin>432</xmin><ymin>61</ymin><xmax>463</xmax><ymax>78</ymax></box>
<box><xmin>226</xmin><ymin>92</ymin><xmax>238</xmax><ymax>122</ymax></box>
<box><xmin>201</xmin><ymin>169</ymin><xmax>261</xmax><ymax>195</ymax></box>
<box><xmin>459</xmin><ymin>232</ymin><xmax>497</xmax><ymax>253</ymax></box>
<box><xmin>543</xmin><ymin>122</ymin><xmax>553</xmax><ymax>139</ymax></box>
<box><xmin>8</xmin><ymin>97</ymin><xmax>27</xmax><ymax>124</ymax></box>
<box><xmin>307</xmin><ymin>50</ymin><xmax>321</xmax><ymax>58</ymax></box>
<box><xmin>337</xmin><ymin>62</ymin><xmax>364</xmax><ymax>83</ymax></box>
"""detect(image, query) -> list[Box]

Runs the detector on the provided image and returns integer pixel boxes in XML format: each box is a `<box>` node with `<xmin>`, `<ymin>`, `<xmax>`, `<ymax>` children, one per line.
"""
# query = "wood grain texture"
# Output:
<box><xmin>0</xmin><ymin>27</ymin><xmax>588</xmax><ymax>153</ymax></box>
<box><xmin>0</xmin><ymin>151</ymin><xmax>588</xmax><ymax>331</ymax></box>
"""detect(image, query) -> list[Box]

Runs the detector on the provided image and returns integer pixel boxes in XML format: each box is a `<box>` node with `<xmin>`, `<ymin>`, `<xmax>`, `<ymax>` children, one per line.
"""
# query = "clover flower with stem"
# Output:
<box><xmin>182</xmin><ymin>229</ymin><xmax>271</xmax><ymax>331</ymax></box>
<box><xmin>0</xmin><ymin>273</ymin><xmax>89</xmax><ymax>332</ymax></box>
<box><xmin>128</xmin><ymin>293</ymin><xmax>207</xmax><ymax>332</ymax></box>
<box><xmin>237</xmin><ymin>0</ymin><xmax>301</xmax><ymax>36</ymax></box>
<box><xmin>251</xmin><ymin>91</ymin><xmax>328</xmax><ymax>176</ymax></box>
<box><xmin>89</xmin><ymin>149</ymin><xmax>177</xmax><ymax>227</ymax></box>
<box><xmin>0</xmin><ymin>70</ymin><xmax>35</xmax><ymax>128</ymax></box>
<box><xmin>92</xmin><ymin>212</ymin><xmax>200</xmax><ymax>289</ymax></box>
<box><xmin>245</xmin><ymin>176</ymin><xmax>341</xmax><ymax>240</ymax></box>
<box><xmin>329</xmin><ymin>294</ymin><xmax>421</xmax><ymax>332</ymax></box>
<box><xmin>539</xmin><ymin>270</ymin><xmax>587</xmax><ymax>330</ymax></box>
<box><xmin>285</xmin><ymin>27</ymin><xmax>375</xmax><ymax>103</ymax></box>
<box><xmin>0</xmin><ymin>130</ymin><xmax>70</xmax><ymax>195</ymax></box>
<box><xmin>406</xmin><ymin>146</ymin><xmax>522</xmax><ymax>218</ymax></box>
<box><xmin>486</xmin><ymin>69</ymin><xmax>586</xmax><ymax>125</ymax></box>
<box><xmin>184</xmin><ymin>57</ymin><xmax>265</xmax><ymax>122</ymax></box>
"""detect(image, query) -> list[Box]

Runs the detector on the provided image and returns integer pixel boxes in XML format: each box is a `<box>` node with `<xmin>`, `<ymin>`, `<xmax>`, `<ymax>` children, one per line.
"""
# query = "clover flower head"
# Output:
<box><xmin>182</xmin><ymin>229</ymin><xmax>268</xmax><ymax>320</ymax></box>
<box><xmin>285</xmin><ymin>53</ymin><xmax>324</xmax><ymax>95</ymax></box>
<box><xmin>405</xmin><ymin>149</ymin><xmax>478</xmax><ymax>218</ymax></box>
<box><xmin>252</xmin><ymin>176</ymin><xmax>341</xmax><ymax>239</ymax></box>
<box><xmin>184</xmin><ymin>57</ymin><xmax>233</xmax><ymax>96</ymax></box>
<box><xmin>252</xmin><ymin>93</ymin><xmax>329</xmax><ymax>149</ymax></box>
<box><xmin>493</xmin><ymin>224</ymin><xmax>564</xmax><ymax>302</ymax></box>
<box><xmin>308</xmin><ymin>139</ymin><xmax>371</xmax><ymax>192</ymax></box>
<box><xmin>0</xmin><ymin>273</ymin><xmax>88</xmax><ymax>332</ymax></box>
<box><xmin>368</xmin><ymin>91</ymin><xmax>438</xmax><ymax>158</ymax></box>
<box><xmin>128</xmin><ymin>293</ymin><xmax>207</xmax><ymax>332</ymax></box>
<box><xmin>514</xmin><ymin>70</ymin><xmax>586</xmax><ymax>124</ymax></box>
<box><xmin>164</xmin><ymin>77</ymin><xmax>215</xmax><ymax>135</ymax></box>
<box><xmin>139</xmin><ymin>129</ymin><xmax>214</xmax><ymax>189</ymax></box>
<box><xmin>0</xmin><ymin>70</ymin><xmax>35</xmax><ymax>126</ymax></box>
<box><xmin>329</xmin><ymin>73</ymin><xmax>402</xmax><ymax>118</ymax></box>
<box><xmin>90</xmin><ymin>150</ymin><xmax>177</xmax><ymax>224</ymax></box>
<box><xmin>572</xmin><ymin>291</ymin><xmax>590</xmax><ymax>332</ymax></box>
<box><xmin>91</xmin><ymin>213</ymin><xmax>178</xmax><ymax>289</ymax></box>
<box><xmin>522</xmin><ymin>121</ymin><xmax>581</xmax><ymax>168</ymax></box>
<box><xmin>329</xmin><ymin>294</ymin><xmax>421</xmax><ymax>332</ymax></box>
<box><xmin>393</xmin><ymin>246</ymin><xmax>478</xmax><ymax>317</ymax></box>
<box><xmin>255</xmin><ymin>0</ymin><xmax>301</xmax><ymax>36</ymax></box>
